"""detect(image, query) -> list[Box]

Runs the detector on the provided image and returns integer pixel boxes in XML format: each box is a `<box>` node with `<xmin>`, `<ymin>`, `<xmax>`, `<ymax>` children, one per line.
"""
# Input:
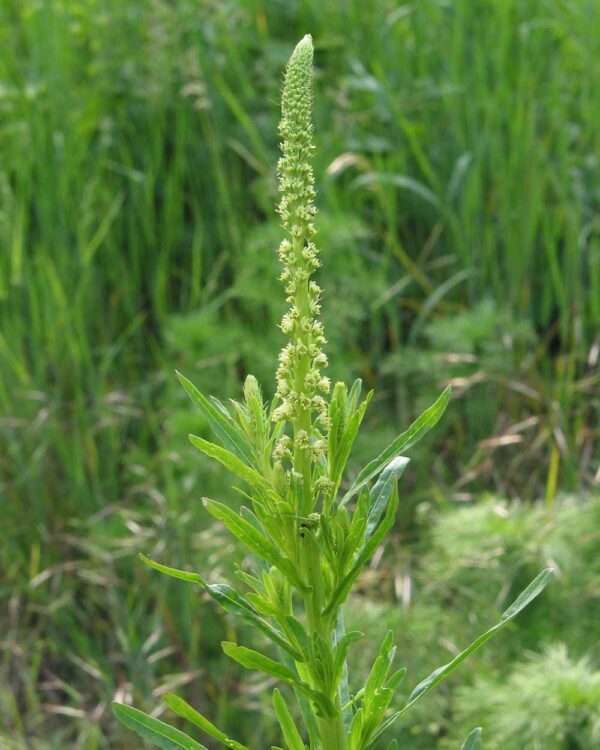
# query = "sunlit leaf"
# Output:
<box><xmin>163</xmin><ymin>693</ymin><xmax>249</xmax><ymax>750</ymax></box>
<box><xmin>342</xmin><ymin>387</ymin><xmax>451</xmax><ymax>504</ymax></box>
<box><xmin>461</xmin><ymin>727</ymin><xmax>482</xmax><ymax>749</ymax></box>
<box><xmin>112</xmin><ymin>703</ymin><xmax>208</xmax><ymax>750</ymax></box>
<box><xmin>177</xmin><ymin>371</ymin><xmax>257</xmax><ymax>467</ymax></box>
<box><xmin>273</xmin><ymin>688</ymin><xmax>307</xmax><ymax>750</ymax></box>
<box><xmin>139</xmin><ymin>555</ymin><xmax>300</xmax><ymax>659</ymax></box>
<box><xmin>372</xmin><ymin>569</ymin><xmax>553</xmax><ymax>741</ymax></box>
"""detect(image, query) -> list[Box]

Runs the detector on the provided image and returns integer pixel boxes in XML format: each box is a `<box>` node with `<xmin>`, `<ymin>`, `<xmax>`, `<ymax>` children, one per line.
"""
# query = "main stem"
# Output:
<box><xmin>302</xmin><ymin>567</ymin><xmax>347</xmax><ymax>750</ymax></box>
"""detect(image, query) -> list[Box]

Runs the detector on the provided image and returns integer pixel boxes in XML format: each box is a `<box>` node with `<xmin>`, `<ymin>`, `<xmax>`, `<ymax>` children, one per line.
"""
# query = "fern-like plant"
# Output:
<box><xmin>112</xmin><ymin>35</ymin><xmax>551</xmax><ymax>750</ymax></box>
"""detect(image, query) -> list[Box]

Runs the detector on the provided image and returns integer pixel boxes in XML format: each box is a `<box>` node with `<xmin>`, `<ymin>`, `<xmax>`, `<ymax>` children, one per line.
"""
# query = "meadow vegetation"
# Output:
<box><xmin>0</xmin><ymin>1</ymin><xmax>598</xmax><ymax>748</ymax></box>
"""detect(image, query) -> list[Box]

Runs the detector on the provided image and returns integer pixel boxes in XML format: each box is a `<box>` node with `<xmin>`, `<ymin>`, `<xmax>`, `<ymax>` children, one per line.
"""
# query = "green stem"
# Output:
<box><xmin>300</xmin><ymin>541</ymin><xmax>346</xmax><ymax>750</ymax></box>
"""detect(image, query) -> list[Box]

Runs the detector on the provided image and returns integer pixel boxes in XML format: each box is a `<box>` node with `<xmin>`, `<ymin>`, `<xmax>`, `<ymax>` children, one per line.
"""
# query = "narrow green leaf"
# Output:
<box><xmin>222</xmin><ymin>643</ymin><xmax>334</xmax><ymax>717</ymax></box>
<box><xmin>342</xmin><ymin>386</ymin><xmax>450</xmax><ymax>504</ymax></box>
<box><xmin>222</xmin><ymin>641</ymin><xmax>298</xmax><ymax>683</ymax></box>
<box><xmin>139</xmin><ymin>554</ymin><xmax>202</xmax><ymax>584</ymax></box>
<box><xmin>273</xmin><ymin>688</ymin><xmax>306</xmax><ymax>750</ymax></box>
<box><xmin>190</xmin><ymin>435</ymin><xmax>270</xmax><ymax>492</ymax></box>
<box><xmin>139</xmin><ymin>555</ymin><xmax>300</xmax><ymax>659</ymax></box>
<box><xmin>405</xmin><ymin>570</ymin><xmax>552</xmax><ymax>708</ymax></box>
<box><xmin>177</xmin><ymin>371</ymin><xmax>257</xmax><ymax>467</ymax></box>
<box><xmin>329</xmin><ymin>388</ymin><xmax>373</xmax><ymax>500</ymax></box>
<box><xmin>203</xmin><ymin>499</ymin><xmax>306</xmax><ymax>591</ymax></box>
<box><xmin>163</xmin><ymin>693</ymin><xmax>248</xmax><ymax>750</ymax></box>
<box><xmin>372</xmin><ymin>569</ymin><xmax>553</xmax><ymax>740</ymax></box>
<box><xmin>112</xmin><ymin>703</ymin><xmax>208</xmax><ymax>750</ymax></box>
<box><xmin>461</xmin><ymin>728</ymin><xmax>482</xmax><ymax>749</ymax></box>
<box><xmin>334</xmin><ymin>609</ymin><xmax>355</xmax><ymax>731</ymax></box>
<box><xmin>387</xmin><ymin>667</ymin><xmax>407</xmax><ymax>690</ymax></box>
<box><xmin>279</xmin><ymin>649</ymin><xmax>320</xmax><ymax>747</ymax></box>
<box><xmin>364</xmin><ymin>631</ymin><xmax>395</xmax><ymax>705</ymax></box>
<box><xmin>324</xmin><ymin>492</ymin><xmax>399</xmax><ymax>616</ymax></box>
<box><xmin>365</xmin><ymin>456</ymin><xmax>409</xmax><ymax>539</ymax></box>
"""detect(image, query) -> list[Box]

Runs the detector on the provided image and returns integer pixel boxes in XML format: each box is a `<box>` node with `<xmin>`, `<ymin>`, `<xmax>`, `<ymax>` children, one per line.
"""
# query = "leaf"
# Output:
<box><xmin>177</xmin><ymin>371</ymin><xmax>257</xmax><ymax>467</ymax></box>
<box><xmin>273</xmin><ymin>688</ymin><xmax>306</xmax><ymax>750</ymax></box>
<box><xmin>334</xmin><ymin>610</ymin><xmax>356</xmax><ymax>731</ymax></box>
<box><xmin>365</xmin><ymin>456</ymin><xmax>409</xmax><ymax>540</ymax></box>
<box><xmin>372</xmin><ymin>569</ymin><xmax>553</xmax><ymax>741</ymax></box>
<box><xmin>324</xmin><ymin>492</ymin><xmax>399</xmax><ymax>616</ymax></box>
<box><xmin>222</xmin><ymin>643</ymin><xmax>334</xmax><ymax>717</ymax></box>
<box><xmin>139</xmin><ymin>554</ymin><xmax>203</xmax><ymax>584</ymax></box>
<box><xmin>342</xmin><ymin>386</ymin><xmax>451</xmax><ymax>504</ymax></box>
<box><xmin>387</xmin><ymin>667</ymin><xmax>407</xmax><ymax>690</ymax></box>
<box><xmin>112</xmin><ymin>703</ymin><xmax>208</xmax><ymax>750</ymax></box>
<box><xmin>222</xmin><ymin>641</ymin><xmax>298</xmax><ymax>683</ymax></box>
<box><xmin>328</xmin><ymin>386</ymin><xmax>373</xmax><ymax>501</ymax></box>
<box><xmin>163</xmin><ymin>694</ymin><xmax>249</xmax><ymax>750</ymax></box>
<box><xmin>278</xmin><ymin>649</ymin><xmax>320</xmax><ymax>747</ymax></box>
<box><xmin>461</xmin><ymin>728</ymin><xmax>482</xmax><ymax>749</ymax></box>
<box><xmin>190</xmin><ymin>436</ymin><xmax>270</xmax><ymax>492</ymax></box>
<box><xmin>203</xmin><ymin>499</ymin><xmax>306</xmax><ymax>591</ymax></box>
<box><xmin>139</xmin><ymin>555</ymin><xmax>300</xmax><ymax>659</ymax></box>
<box><xmin>364</xmin><ymin>631</ymin><xmax>395</xmax><ymax>705</ymax></box>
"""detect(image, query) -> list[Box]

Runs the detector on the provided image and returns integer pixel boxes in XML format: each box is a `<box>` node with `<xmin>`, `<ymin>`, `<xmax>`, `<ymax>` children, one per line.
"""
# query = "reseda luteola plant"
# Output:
<box><xmin>113</xmin><ymin>36</ymin><xmax>551</xmax><ymax>750</ymax></box>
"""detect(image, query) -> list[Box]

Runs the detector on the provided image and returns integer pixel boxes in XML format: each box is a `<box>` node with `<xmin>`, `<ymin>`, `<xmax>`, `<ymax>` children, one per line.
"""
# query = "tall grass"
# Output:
<box><xmin>0</xmin><ymin>0</ymin><xmax>598</xmax><ymax>747</ymax></box>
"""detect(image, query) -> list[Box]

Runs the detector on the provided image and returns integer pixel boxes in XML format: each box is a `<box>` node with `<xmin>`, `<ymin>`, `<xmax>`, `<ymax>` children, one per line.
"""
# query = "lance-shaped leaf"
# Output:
<box><xmin>273</xmin><ymin>688</ymin><xmax>307</xmax><ymax>750</ymax></box>
<box><xmin>139</xmin><ymin>555</ymin><xmax>301</xmax><ymax>659</ymax></box>
<box><xmin>163</xmin><ymin>693</ymin><xmax>249</xmax><ymax>750</ymax></box>
<box><xmin>324</xmin><ymin>492</ymin><xmax>399</xmax><ymax>617</ymax></box>
<box><xmin>334</xmin><ymin>609</ymin><xmax>355</xmax><ymax>732</ymax></box>
<box><xmin>203</xmin><ymin>499</ymin><xmax>307</xmax><ymax>591</ymax></box>
<box><xmin>222</xmin><ymin>642</ymin><xmax>335</xmax><ymax>717</ymax></box>
<box><xmin>461</xmin><ymin>728</ymin><xmax>482</xmax><ymax>749</ymax></box>
<box><xmin>177</xmin><ymin>371</ymin><xmax>257</xmax><ymax>468</ymax></box>
<box><xmin>371</xmin><ymin>568</ymin><xmax>553</xmax><ymax>742</ymax></box>
<box><xmin>279</xmin><ymin>648</ymin><xmax>320</xmax><ymax>747</ymax></box>
<box><xmin>190</xmin><ymin>436</ymin><xmax>270</xmax><ymax>493</ymax></box>
<box><xmin>342</xmin><ymin>386</ymin><xmax>450</xmax><ymax>504</ymax></box>
<box><xmin>365</xmin><ymin>456</ymin><xmax>409</xmax><ymax>540</ymax></box>
<box><xmin>328</xmin><ymin>382</ymin><xmax>373</xmax><ymax>502</ymax></box>
<box><xmin>112</xmin><ymin>703</ymin><xmax>208</xmax><ymax>750</ymax></box>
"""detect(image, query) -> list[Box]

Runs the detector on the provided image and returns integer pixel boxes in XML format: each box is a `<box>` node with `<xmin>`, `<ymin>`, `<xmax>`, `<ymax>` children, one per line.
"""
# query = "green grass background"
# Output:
<box><xmin>0</xmin><ymin>0</ymin><xmax>599</xmax><ymax>748</ymax></box>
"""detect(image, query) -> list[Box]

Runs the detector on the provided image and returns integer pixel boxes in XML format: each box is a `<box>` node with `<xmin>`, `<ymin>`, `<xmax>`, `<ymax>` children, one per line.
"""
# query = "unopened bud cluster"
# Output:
<box><xmin>272</xmin><ymin>35</ymin><xmax>330</xmax><ymax>435</ymax></box>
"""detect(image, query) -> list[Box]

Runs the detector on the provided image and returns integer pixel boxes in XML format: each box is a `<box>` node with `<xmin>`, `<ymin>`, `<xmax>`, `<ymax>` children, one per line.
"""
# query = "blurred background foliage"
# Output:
<box><xmin>0</xmin><ymin>0</ymin><xmax>598</xmax><ymax>748</ymax></box>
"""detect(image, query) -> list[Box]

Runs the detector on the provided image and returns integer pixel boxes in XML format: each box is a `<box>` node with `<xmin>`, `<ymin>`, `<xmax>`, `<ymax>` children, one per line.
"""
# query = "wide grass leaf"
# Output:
<box><xmin>342</xmin><ymin>386</ymin><xmax>450</xmax><ymax>504</ymax></box>
<box><xmin>112</xmin><ymin>703</ymin><xmax>208</xmax><ymax>750</ymax></box>
<box><xmin>163</xmin><ymin>693</ymin><xmax>249</xmax><ymax>750</ymax></box>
